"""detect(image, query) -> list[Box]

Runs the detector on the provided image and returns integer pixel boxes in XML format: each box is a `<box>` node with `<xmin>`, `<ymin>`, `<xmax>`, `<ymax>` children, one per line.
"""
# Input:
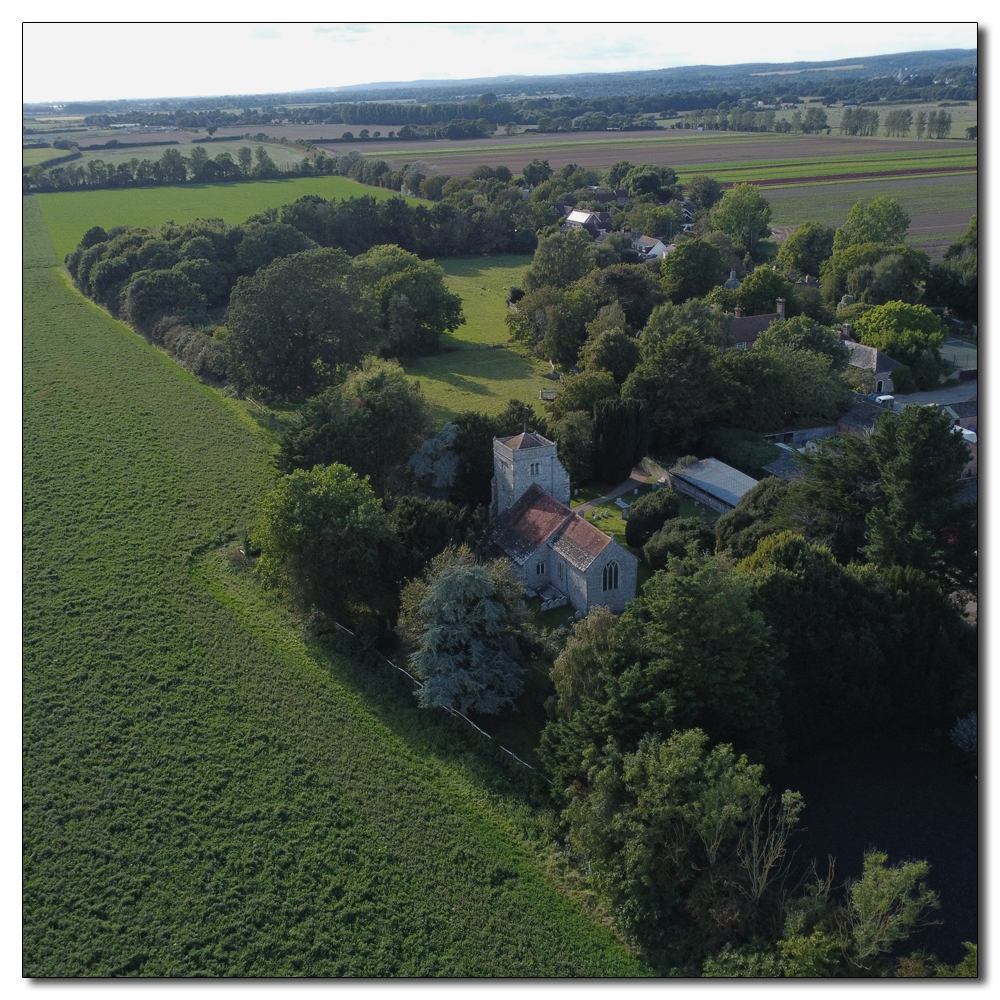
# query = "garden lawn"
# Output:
<box><xmin>22</xmin><ymin>195</ymin><xmax>650</xmax><ymax>978</ymax></box>
<box><xmin>35</xmin><ymin>176</ymin><xmax>421</xmax><ymax>261</ymax></box>
<box><xmin>405</xmin><ymin>348</ymin><xmax>551</xmax><ymax>426</ymax></box>
<box><xmin>438</xmin><ymin>255</ymin><xmax>533</xmax><ymax>346</ymax></box>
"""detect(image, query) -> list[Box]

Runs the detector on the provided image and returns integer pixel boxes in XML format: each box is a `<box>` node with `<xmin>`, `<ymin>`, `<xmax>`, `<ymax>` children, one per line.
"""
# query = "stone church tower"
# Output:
<box><xmin>489</xmin><ymin>431</ymin><xmax>571</xmax><ymax>520</ymax></box>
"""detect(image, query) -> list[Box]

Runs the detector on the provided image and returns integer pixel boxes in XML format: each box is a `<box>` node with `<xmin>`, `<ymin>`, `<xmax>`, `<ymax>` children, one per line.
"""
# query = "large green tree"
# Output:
<box><xmin>659</xmin><ymin>239</ymin><xmax>724</xmax><ymax>304</ymax></box>
<box><xmin>710</xmin><ymin>183</ymin><xmax>772</xmax><ymax>257</ymax></box>
<box><xmin>524</xmin><ymin>227</ymin><xmax>600</xmax><ymax>291</ymax></box>
<box><xmin>833</xmin><ymin>196</ymin><xmax>911</xmax><ymax>252</ymax></box>
<box><xmin>399</xmin><ymin>551</ymin><xmax>527</xmax><ymax>715</ymax></box>
<box><xmin>775</xmin><ymin>222</ymin><xmax>836</xmax><ymax>279</ymax></box>
<box><xmin>622</xmin><ymin>329</ymin><xmax>732</xmax><ymax>450</ymax></box>
<box><xmin>578</xmin><ymin>304</ymin><xmax>641</xmax><ymax>384</ymax></box>
<box><xmin>545</xmin><ymin>367</ymin><xmax>619</xmax><ymax>420</ymax></box>
<box><xmin>225</xmin><ymin>247</ymin><xmax>377</xmax><ymax>400</ymax></box>
<box><xmin>351</xmin><ymin>244</ymin><xmax>464</xmax><ymax>359</ymax></box>
<box><xmin>275</xmin><ymin>356</ymin><xmax>433</xmax><ymax>498</ymax></box>
<box><xmin>249</xmin><ymin>463</ymin><xmax>398</xmax><ymax>623</ymax></box>
<box><xmin>505</xmin><ymin>285</ymin><xmax>597</xmax><ymax>364</ymax></box>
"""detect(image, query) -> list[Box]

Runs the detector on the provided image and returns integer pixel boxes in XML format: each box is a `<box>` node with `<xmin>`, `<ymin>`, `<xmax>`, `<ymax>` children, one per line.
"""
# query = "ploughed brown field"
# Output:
<box><xmin>313</xmin><ymin>131</ymin><xmax>967</xmax><ymax>175</ymax></box>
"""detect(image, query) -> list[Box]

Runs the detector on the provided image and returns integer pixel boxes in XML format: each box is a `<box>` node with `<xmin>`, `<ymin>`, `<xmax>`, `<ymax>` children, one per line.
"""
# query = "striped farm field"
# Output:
<box><xmin>35</xmin><ymin>176</ymin><xmax>422</xmax><ymax>261</ymax></box>
<box><xmin>22</xmin><ymin>195</ymin><xmax>651</xmax><ymax>977</ymax></box>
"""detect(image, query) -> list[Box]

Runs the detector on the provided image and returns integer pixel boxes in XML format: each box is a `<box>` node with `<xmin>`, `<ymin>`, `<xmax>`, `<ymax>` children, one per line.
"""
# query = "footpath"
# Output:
<box><xmin>574</xmin><ymin>466</ymin><xmax>654</xmax><ymax>514</ymax></box>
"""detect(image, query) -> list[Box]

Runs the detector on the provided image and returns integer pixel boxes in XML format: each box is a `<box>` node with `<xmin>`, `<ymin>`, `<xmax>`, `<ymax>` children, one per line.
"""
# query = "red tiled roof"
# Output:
<box><xmin>490</xmin><ymin>483</ymin><xmax>612</xmax><ymax>570</ymax></box>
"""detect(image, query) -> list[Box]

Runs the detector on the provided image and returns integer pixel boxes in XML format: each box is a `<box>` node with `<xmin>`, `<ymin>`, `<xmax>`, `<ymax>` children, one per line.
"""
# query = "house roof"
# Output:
<box><xmin>671</xmin><ymin>458</ymin><xmax>758</xmax><ymax>508</ymax></box>
<box><xmin>846</xmin><ymin>342</ymin><xmax>902</xmax><ymax>373</ymax></box>
<box><xmin>497</xmin><ymin>431</ymin><xmax>552</xmax><ymax>451</ymax></box>
<box><xmin>943</xmin><ymin>401</ymin><xmax>978</xmax><ymax>420</ymax></box>
<box><xmin>634</xmin><ymin>235</ymin><xmax>663</xmax><ymax>249</ymax></box>
<box><xmin>490</xmin><ymin>483</ymin><xmax>612</xmax><ymax>570</ymax></box>
<box><xmin>837</xmin><ymin>398</ymin><xmax>883</xmax><ymax>432</ymax></box>
<box><xmin>729</xmin><ymin>312</ymin><xmax>778</xmax><ymax>346</ymax></box>
<box><xmin>762</xmin><ymin>448</ymin><xmax>804</xmax><ymax>482</ymax></box>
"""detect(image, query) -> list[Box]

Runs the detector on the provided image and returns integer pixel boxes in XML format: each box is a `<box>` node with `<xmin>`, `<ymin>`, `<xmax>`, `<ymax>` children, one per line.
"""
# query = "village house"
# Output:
<box><xmin>488</xmin><ymin>431</ymin><xmax>637</xmax><ymax>615</ymax></box>
<box><xmin>837</xmin><ymin>323</ymin><xmax>904</xmax><ymax>393</ymax></box>
<box><xmin>631</xmin><ymin>233</ymin><xmax>673</xmax><ymax>260</ymax></box>
<box><xmin>730</xmin><ymin>297</ymin><xmax>786</xmax><ymax>350</ymax></box>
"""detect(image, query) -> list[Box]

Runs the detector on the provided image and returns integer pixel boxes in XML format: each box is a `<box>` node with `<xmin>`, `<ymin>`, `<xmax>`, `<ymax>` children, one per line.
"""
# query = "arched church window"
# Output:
<box><xmin>602</xmin><ymin>561</ymin><xmax>619</xmax><ymax>592</ymax></box>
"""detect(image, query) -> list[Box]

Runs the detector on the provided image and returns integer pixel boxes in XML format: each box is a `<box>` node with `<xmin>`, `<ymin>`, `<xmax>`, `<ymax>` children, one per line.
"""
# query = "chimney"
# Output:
<box><xmin>734</xmin><ymin>306</ymin><xmax>742</xmax><ymax>318</ymax></box>
<box><xmin>776</xmin><ymin>297</ymin><xmax>786</xmax><ymax>318</ymax></box>
<box><xmin>730</xmin><ymin>269</ymin><xmax>736</xmax><ymax>281</ymax></box>
<box><xmin>840</xmin><ymin>322</ymin><xmax>853</xmax><ymax>342</ymax></box>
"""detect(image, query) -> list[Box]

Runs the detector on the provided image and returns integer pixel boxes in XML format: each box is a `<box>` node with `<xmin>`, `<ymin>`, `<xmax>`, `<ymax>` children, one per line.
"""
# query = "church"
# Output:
<box><xmin>487</xmin><ymin>431</ymin><xmax>638</xmax><ymax>615</ymax></box>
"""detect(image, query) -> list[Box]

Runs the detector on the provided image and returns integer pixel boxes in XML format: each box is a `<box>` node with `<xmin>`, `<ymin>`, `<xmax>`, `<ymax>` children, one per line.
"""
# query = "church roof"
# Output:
<box><xmin>497</xmin><ymin>431</ymin><xmax>552</xmax><ymax>450</ymax></box>
<box><xmin>489</xmin><ymin>483</ymin><xmax>612</xmax><ymax>570</ymax></box>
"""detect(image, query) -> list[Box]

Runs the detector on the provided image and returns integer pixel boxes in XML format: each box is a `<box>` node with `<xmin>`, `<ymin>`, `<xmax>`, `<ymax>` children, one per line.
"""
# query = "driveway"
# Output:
<box><xmin>890</xmin><ymin>380</ymin><xmax>977</xmax><ymax>413</ymax></box>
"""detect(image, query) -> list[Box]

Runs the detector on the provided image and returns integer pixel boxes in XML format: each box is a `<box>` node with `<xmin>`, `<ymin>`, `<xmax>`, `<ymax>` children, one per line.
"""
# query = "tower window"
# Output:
<box><xmin>530</xmin><ymin>462</ymin><xmax>540</xmax><ymax>475</ymax></box>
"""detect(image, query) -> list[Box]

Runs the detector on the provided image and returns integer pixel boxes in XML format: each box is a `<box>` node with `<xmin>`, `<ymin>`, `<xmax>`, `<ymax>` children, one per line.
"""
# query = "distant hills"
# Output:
<box><xmin>23</xmin><ymin>48</ymin><xmax>976</xmax><ymax>114</ymax></box>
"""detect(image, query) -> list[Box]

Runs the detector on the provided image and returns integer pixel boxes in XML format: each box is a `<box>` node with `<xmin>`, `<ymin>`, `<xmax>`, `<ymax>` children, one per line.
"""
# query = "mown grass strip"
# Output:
<box><xmin>22</xmin><ymin>196</ymin><xmax>650</xmax><ymax>977</ymax></box>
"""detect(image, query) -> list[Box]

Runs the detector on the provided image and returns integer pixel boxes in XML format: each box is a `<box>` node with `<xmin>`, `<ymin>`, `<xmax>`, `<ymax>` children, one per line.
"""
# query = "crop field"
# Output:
<box><xmin>438</xmin><ymin>255</ymin><xmax>532</xmax><ymax>346</ymax></box>
<box><xmin>22</xmin><ymin>195</ymin><xmax>651</xmax><ymax>977</ymax></box>
<box><xmin>35</xmin><ymin>177</ymin><xmax>421</xmax><ymax>261</ymax></box>
<box><xmin>406</xmin><ymin>347</ymin><xmax>551</xmax><ymax>426</ymax></box>
<box><xmin>328</xmin><ymin>130</ymin><xmax>971</xmax><ymax>177</ymax></box>
<box><xmin>765</xmin><ymin>173</ymin><xmax>977</xmax><ymax>259</ymax></box>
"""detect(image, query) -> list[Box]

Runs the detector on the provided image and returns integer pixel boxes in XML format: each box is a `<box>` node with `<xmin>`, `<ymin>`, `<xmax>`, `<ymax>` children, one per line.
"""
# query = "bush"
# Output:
<box><xmin>643</xmin><ymin>516</ymin><xmax>716</xmax><ymax>569</ymax></box>
<box><xmin>624</xmin><ymin>487</ymin><xmax>680</xmax><ymax>547</ymax></box>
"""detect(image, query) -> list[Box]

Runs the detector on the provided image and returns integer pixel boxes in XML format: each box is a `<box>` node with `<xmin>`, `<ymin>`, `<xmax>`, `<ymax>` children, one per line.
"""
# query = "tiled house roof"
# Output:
<box><xmin>489</xmin><ymin>483</ymin><xmax>611</xmax><ymax>570</ymax></box>
<box><xmin>729</xmin><ymin>312</ymin><xmax>778</xmax><ymax>347</ymax></box>
<box><xmin>837</xmin><ymin>397</ymin><xmax>884</xmax><ymax>434</ymax></box>
<box><xmin>846</xmin><ymin>342</ymin><xmax>902</xmax><ymax>373</ymax></box>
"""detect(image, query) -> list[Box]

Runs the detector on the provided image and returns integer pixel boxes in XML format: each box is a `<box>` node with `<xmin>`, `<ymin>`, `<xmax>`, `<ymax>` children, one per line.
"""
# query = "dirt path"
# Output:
<box><xmin>575</xmin><ymin>468</ymin><xmax>652</xmax><ymax>513</ymax></box>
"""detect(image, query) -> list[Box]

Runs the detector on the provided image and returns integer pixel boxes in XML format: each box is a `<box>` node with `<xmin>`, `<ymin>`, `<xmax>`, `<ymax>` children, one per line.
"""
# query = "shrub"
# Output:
<box><xmin>643</xmin><ymin>516</ymin><xmax>716</xmax><ymax>569</ymax></box>
<box><xmin>624</xmin><ymin>487</ymin><xmax>680</xmax><ymax>547</ymax></box>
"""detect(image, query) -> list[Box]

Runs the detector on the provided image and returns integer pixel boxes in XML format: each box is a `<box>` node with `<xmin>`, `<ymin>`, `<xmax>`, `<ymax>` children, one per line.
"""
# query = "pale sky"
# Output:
<box><xmin>22</xmin><ymin>19</ymin><xmax>978</xmax><ymax>104</ymax></box>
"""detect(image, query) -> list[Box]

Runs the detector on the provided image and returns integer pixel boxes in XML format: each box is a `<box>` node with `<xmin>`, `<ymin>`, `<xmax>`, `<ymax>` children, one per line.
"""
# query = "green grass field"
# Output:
<box><xmin>23</xmin><ymin>147</ymin><xmax>69</xmax><ymax>167</ymax></box>
<box><xmin>35</xmin><ymin>177</ymin><xmax>421</xmax><ymax>261</ymax></box>
<box><xmin>406</xmin><ymin>347</ymin><xmax>551</xmax><ymax>425</ymax></box>
<box><xmin>69</xmin><ymin>140</ymin><xmax>309</xmax><ymax>169</ymax></box>
<box><xmin>22</xmin><ymin>194</ymin><xmax>651</xmax><ymax>977</ymax></box>
<box><xmin>438</xmin><ymin>255</ymin><xmax>533</xmax><ymax>346</ymax></box>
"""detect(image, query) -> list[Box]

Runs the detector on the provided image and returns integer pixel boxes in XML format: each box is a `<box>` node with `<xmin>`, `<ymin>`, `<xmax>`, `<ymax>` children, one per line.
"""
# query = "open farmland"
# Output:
<box><xmin>22</xmin><ymin>194</ymin><xmax>651</xmax><ymax>977</ymax></box>
<box><xmin>22</xmin><ymin>147</ymin><xmax>73</xmax><ymax>167</ymax></box>
<box><xmin>35</xmin><ymin>177</ymin><xmax>420</xmax><ymax>261</ymax></box>
<box><xmin>61</xmin><ymin>139</ymin><xmax>309</xmax><ymax>170</ymax></box>
<box><xmin>319</xmin><ymin>130</ymin><xmax>973</xmax><ymax>177</ymax></box>
<box><xmin>765</xmin><ymin>172</ymin><xmax>977</xmax><ymax>259</ymax></box>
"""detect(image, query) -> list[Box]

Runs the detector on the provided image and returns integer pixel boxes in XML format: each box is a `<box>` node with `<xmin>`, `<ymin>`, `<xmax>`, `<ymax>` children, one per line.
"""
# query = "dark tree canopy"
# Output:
<box><xmin>225</xmin><ymin>247</ymin><xmax>376</xmax><ymax>399</ymax></box>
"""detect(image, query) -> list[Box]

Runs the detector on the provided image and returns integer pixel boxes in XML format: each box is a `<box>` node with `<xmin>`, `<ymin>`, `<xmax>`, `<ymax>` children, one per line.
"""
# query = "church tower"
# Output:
<box><xmin>489</xmin><ymin>431</ymin><xmax>571</xmax><ymax>520</ymax></box>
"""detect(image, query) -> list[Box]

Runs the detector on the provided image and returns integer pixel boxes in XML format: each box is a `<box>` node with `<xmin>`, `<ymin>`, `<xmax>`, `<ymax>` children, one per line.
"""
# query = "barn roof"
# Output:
<box><xmin>671</xmin><ymin>458</ymin><xmax>758</xmax><ymax>508</ymax></box>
